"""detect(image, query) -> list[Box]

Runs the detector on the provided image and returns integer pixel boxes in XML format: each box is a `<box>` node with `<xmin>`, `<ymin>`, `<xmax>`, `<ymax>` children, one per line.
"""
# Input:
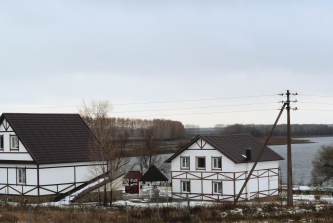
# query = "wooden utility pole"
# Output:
<box><xmin>286</xmin><ymin>90</ymin><xmax>293</xmax><ymax>206</ymax></box>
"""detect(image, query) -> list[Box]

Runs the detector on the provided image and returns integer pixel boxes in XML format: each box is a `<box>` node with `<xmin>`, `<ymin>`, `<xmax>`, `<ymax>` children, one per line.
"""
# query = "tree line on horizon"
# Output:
<box><xmin>184</xmin><ymin>124</ymin><xmax>333</xmax><ymax>138</ymax></box>
<box><xmin>84</xmin><ymin>116</ymin><xmax>185</xmax><ymax>141</ymax></box>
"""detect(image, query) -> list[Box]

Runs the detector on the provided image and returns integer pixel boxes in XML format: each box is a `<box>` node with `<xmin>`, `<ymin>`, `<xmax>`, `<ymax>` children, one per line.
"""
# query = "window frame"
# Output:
<box><xmin>195</xmin><ymin>156</ymin><xmax>206</xmax><ymax>170</ymax></box>
<box><xmin>17</xmin><ymin>168</ymin><xmax>26</xmax><ymax>185</ymax></box>
<box><xmin>212</xmin><ymin>156</ymin><xmax>222</xmax><ymax>170</ymax></box>
<box><xmin>180</xmin><ymin>156</ymin><xmax>190</xmax><ymax>170</ymax></box>
<box><xmin>181</xmin><ymin>180</ymin><xmax>190</xmax><ymax>193</ymax></box>
<box><xmin>212</xmin><ymin>181</ymin><xmax>222</xmax><ymax>194</ymax></box>
<box><xmin>0</xmin><ymin>135</ymin><xmax>3</xmax><ymax>150</ymax></box>
<box><xmin>10</xmin><ymin>135</ymin><xmax>19</xmax><ymax>151</ymax></box>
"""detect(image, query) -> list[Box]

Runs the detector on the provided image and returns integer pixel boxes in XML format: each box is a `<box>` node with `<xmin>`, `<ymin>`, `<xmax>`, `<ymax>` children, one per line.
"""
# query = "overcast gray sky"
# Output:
<box><xmin>1</xmin><ymin>1</ymin><xmax>333</xmax><ymax>127</ymax></box>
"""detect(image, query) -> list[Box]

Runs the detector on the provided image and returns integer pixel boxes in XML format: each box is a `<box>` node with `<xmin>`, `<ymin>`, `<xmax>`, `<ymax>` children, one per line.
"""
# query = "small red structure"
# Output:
<box><xmin>124</xmin><ymin>171</ymin><xmax>142</xmax><ymax>194</ymax></box>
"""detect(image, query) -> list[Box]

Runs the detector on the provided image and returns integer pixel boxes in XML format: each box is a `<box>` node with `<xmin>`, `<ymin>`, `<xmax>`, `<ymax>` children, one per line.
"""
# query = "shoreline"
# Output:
<box><xmin>258</xmin><ymin>136</ymin><xmax>315</xmax><ymax>145</ymax></box>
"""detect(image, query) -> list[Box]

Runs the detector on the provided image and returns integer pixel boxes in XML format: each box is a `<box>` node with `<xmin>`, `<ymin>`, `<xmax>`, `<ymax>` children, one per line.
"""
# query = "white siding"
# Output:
<box><xmin>0</xmin><ymin>162</ymin><xmax>103</xmax><ymax>196</ymax></box>
<box><xmin>0</xmin><ymin>118</ymin><xmax>34</xmax><ymax>161</ymax></box>
<box><xmin>170</xmin><ymin>138</ymin><xmax>280</xmax><ymax>201</ymax></box>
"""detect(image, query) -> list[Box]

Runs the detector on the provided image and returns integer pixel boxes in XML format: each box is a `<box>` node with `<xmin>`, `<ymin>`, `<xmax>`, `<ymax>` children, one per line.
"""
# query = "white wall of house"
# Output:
<box><xmin>0</xmin><ymin>162</ymin><xmax>104</xmax><ymax>196</ymax></box>
<box><xmin>171</xmin><ymin>139</ymin><xmax>280</xmax><ymax>201</ymax></box>
<box><xmin>0</xmin><ymin>119</ymin><xmax>34</xmax><ymax>161</ymax></box>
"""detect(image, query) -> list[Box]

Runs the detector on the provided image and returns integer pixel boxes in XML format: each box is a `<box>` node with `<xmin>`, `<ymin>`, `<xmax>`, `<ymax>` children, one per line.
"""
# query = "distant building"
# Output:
<box><xmin>123</xmin><ymin>171</ymin><xmax>142</xmax><ymax>194</ymax></box>
<box><xmin>165</xmin><ymin>135</ymin><xmax>284</xmax><ymax>201</ymax></box>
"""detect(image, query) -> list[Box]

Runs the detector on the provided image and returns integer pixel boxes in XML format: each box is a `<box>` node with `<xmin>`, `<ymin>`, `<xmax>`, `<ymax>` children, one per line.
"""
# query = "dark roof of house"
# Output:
<box><xmin>124</xmin><ymin>171</ymin><xmax>142</xmax><ymax>180</ymax></box>
<box><xmin>0</xmin><ymin>113</ymin><xmax>104</xmax><ymax>164</ymax></box>
<box><xmin>165</xmin><ymin>134</ymin><xmax>284</xmax><ymax>164</ymax></box>
<box><xmin>139</xmin><ymin>165</ymin><xmax>169</xmax><ymax>182</ymax></box>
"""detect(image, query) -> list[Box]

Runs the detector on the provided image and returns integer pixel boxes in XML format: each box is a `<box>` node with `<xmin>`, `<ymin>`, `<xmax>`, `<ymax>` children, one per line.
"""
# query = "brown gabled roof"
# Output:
<box><xmin>139</xmin><ymin>165</ymin><xmax>168</xmax><ymax>182</ymax></box>
<box><xmin>165</xmin><ymin>134</ymin><xmax>284</xmax><ymax>164</ymax></box>
<box><xmin>0</xmin><ymin>113</ymin><xmax>104</xmax><ymax>164</ymax></box>
<box><xmin>124</xmin><ymin>171</ymin><xmax>142</xmax><ymax>180</ymax></box>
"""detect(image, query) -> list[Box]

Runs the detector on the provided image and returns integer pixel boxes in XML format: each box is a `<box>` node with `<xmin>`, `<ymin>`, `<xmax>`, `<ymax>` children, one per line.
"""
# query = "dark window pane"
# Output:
<box><xmin>183</xmin><ymin>181</ymin><xmax>190</xmax><ymax>192</ymax></box>
<box><xmin>0</xmin><ymin>135</ymin><xmax>3</xmax><ymax>148</ymax></box>
<box><xmin>197</xmin><ymin>157</ymin><xmax>205</xmax><ymax>168</ymax></box>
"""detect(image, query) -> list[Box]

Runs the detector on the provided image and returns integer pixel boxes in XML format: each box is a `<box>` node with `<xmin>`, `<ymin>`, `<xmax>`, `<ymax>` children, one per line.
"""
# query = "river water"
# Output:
<box><xmin>270</xmin><ymin>136</ymin><xmax>333</xmax><ymax>186</ymax></box>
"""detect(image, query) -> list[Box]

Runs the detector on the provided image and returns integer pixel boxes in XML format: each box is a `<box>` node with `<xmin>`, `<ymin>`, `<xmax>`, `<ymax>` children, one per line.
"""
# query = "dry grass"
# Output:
<box><xmin>1</xmin><ymin>199</ymin><xmax>333</xmax><ymax>223</ymax></box>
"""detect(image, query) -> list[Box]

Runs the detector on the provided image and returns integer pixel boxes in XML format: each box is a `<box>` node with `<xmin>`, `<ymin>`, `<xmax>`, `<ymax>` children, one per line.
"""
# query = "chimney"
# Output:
<box><xmin>246</xmin><ymin>148</ymin><xmax>252</xmax><ymax>161</ymax></box>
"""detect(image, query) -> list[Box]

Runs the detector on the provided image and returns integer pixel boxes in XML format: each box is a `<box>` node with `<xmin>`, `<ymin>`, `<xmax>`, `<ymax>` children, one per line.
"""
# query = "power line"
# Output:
<box><xmin>112</xmin><ymin>94</ymin><xmax>277</xmax><ymax>106</ymax></box>
<box><xmin>112</xmin><ymin>102</ymin><xmax>277</xmax><ymax>114</ymax></box>
<box><xmin>300</xmin><ymin>102</ymin><xmax>333</xmax><ymax>106</ymax></box>
<box><xmin>298</xmin><ymin>94</ymin><xmax>333</xmax><ymax>98</ymax></box>
<box><xmin>300</xmin><ymin>109</ymin><xmax>333</xmax><ymax>112</ymax></box>
<box><xmin>0</xmin><ymin>105</ymin><xmax>77</xmax><ymax>111</ymax></box>
<box><xmin>115</xmin><ymin>109</ymin><xmax>278</xmax><ymax>118</ymax></box>
<box><xmin>0</xmin><ymin>94</ymin><xmax>277</xmax><ymax>111</ymax></box>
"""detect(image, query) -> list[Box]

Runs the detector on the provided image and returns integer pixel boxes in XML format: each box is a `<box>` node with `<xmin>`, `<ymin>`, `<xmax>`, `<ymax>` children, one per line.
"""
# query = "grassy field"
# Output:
<box><xmin>1</xmin><ymin>197</ymin><xmax>333</xmax><ymax>222</ymax></box>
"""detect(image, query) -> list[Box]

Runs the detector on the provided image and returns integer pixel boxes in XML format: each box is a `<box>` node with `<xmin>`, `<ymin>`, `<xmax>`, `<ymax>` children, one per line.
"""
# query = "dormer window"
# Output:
<box><xmin>10</xmin><ymin>135</ymin><xmax>19</xmax><ymax>150</ymax></box>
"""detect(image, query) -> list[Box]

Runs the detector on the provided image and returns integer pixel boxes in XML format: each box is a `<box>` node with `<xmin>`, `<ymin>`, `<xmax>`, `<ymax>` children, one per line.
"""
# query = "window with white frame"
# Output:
<box><xmin>196</xmin><ymin>157</ymin><xmax>205</xmax><ymax>169</ymax></box>
<box><xmin>181</xmin><ymin>157</ymin><xmax>189</xmax><ymax>169</ymax></box>
<box><xmin>17</xmin><ymin>168</ymin><xmax>26</xmax><ymax>184</ymax></box>
<box><xmin>213</xmin><ymin>182</ymin><xmax>222</xmax><ymax>194</ymax></box>
<box><xmin>11</xmin><ymin>135</ymin><xmax>19</xmax><ymax>150</ymax></box>
<box><xmin>182</xmin><ymin>181</ymin><xmax>190</xmax><ymax>193</ymax></box>
<box><xmin>0</xmin><ymin>135</ymin><xmax>3</xmax><ymax>150</ymax></box>
<box><xmin>212</xmin><ymin>157</ymin><xmax>222</xmax><ymax>169</ymax></box>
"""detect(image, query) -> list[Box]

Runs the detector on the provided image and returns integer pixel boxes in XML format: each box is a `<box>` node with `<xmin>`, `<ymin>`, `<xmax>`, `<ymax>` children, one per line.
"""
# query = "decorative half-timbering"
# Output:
<box><xmin>165</xmin><ymin>135</ymin><xmax>284</xmax><ymax>201</ymax></box>
<box><xmin>0</xmin><ymin>113</ymin><xmax>106</xmax><ymax>197</ymax></box>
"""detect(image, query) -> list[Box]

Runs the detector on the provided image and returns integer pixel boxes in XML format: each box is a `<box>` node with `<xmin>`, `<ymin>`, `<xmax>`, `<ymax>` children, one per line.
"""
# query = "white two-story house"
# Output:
<box><xmin>165</xmin><ymin>135</ymin><xmax>284</xmax><ymax>201</ymax></box>
<box><xmin>0</xmin><ymin>113</ymin><xmax>106</xmax><ymax>197</ymax></box>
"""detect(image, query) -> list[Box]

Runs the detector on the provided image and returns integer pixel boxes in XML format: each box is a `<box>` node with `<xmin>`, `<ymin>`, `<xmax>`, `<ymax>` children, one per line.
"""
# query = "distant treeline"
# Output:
<box><xmin>185</xmin><ymin>124</ymin><xmax>333</xmax><ymax>138</ymax></box>
<box><xmin>84</xmin><ymin>117</ymin><xmax>185</xmax><ymax>140</ymax></box>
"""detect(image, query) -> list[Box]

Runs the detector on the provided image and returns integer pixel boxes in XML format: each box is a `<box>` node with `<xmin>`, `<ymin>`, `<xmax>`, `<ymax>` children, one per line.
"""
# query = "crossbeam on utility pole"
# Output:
<box><xmin>234</xmin><ymin>103</ymin><xmax>287</xmax><ymax>205</ymax></box>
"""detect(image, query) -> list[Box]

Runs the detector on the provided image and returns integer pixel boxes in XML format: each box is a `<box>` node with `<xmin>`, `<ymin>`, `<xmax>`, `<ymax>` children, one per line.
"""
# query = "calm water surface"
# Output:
<box><xmin>270</xmin><ymin>136</ymin><xmax>333</xmax><ymax>185</ymax></box>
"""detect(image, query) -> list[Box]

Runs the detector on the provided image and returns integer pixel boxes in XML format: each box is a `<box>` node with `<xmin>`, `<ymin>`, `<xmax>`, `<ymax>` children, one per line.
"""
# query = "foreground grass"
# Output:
<box><xmin>1</xmin><ymin>199</ymin><xmax>333</xmax><ymax>223</ymax></box>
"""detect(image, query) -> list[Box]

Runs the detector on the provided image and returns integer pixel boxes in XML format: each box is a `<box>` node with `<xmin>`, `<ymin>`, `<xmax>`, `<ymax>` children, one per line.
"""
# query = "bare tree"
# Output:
<box><xmin>311</xmin><ymin>145</ymin><xmax>333</xmax><ymax>186</ymax></box>
<box><xmin>136</xmin><ymin>124</ymin><xmax>159</xmax><ymax>174</ymax></box>
<box><xmin>79</xmin><ymin>99</ymin><xmax>130</xmax><ymax>205</ymax></box>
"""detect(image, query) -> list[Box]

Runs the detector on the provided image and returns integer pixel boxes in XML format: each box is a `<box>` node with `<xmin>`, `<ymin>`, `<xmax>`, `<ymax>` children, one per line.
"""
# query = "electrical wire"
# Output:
<box><xmin>300</xmin><ymin>102</ymin><xmax>333</xmax><ymax>106</ymax></box>
<box><xmin>0</xmin><ymin>94</ymin><xmax>277</xmax><ymax>111</ymax></box>
<box><xmin>298</xmin><ymin>94</ymin><xmax>333</xmax><ymax>98</ymax></box>
<box><xmin>115</xmin><ymin>109</ymin><xmax>279</xmax><ymax>118</ymax></box>
<box><xmin>112</xmin><ymin>102</ymin><xmax>277</xmax><ymax>114</ymax></box>
<box><xmin>112</xmin><ymin>94</ymin><xmax>277</xmax><ymax>106</ymax></box>
<box><xmin>300</xmin><ymin>109</ymin><xmax>333</xmax><ymax>112</ymax></box>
